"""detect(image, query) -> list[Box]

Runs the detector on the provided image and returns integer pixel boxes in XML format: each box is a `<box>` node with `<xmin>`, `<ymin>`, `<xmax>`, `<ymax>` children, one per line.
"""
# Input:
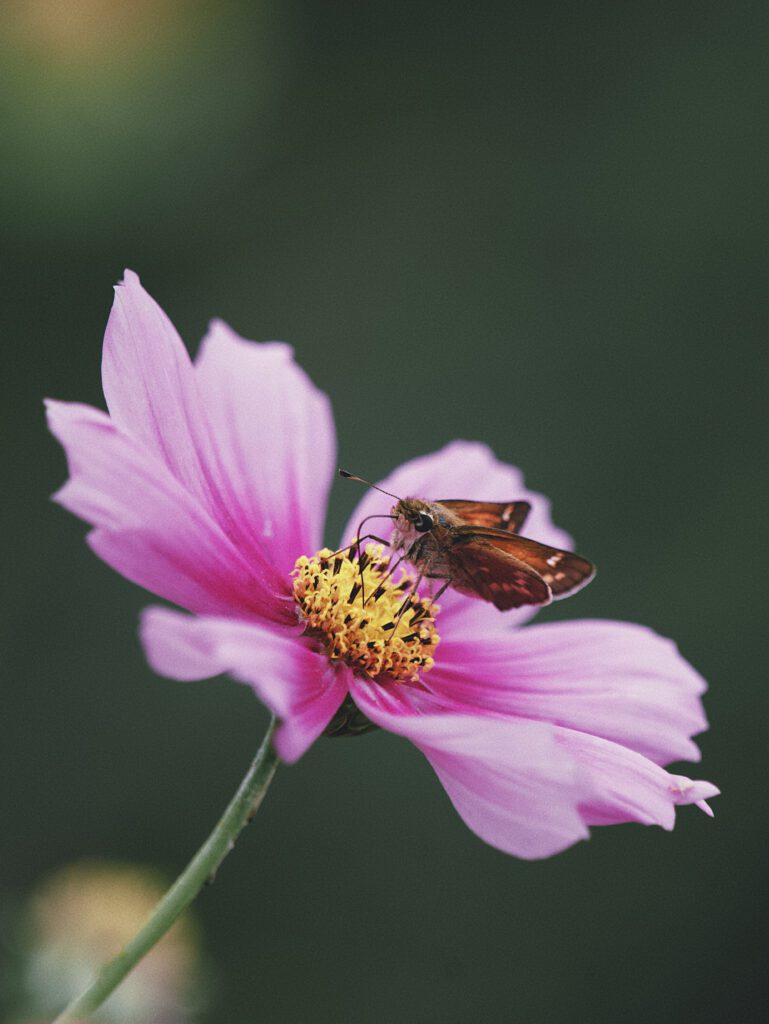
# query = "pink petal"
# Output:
<box><xmin>194</xmin><ymin>320</ymin><xmax>336</xmax><ymax>574</ymax></box>
<box><xmin>667</xmin><ymin>776</ymin><xmax>720</xmax><ymax>817</ymax></box>
<box><xmin>102</xmin><ymin>270</ymin><xmax>216</xmax><ymax>508</ymax></box>
<box><xmin>555</xmin><ymin>728</ymin><xmax>720</xmax><ymax>828</ymax></box>
<box><xmin>349</xmin><ymin>679</ymin><xmax>589</xmax><ymax>859</ymax></box>
<box><xmin>340</xmin><ymin>441</ymin><xmax>577</xmax><ymax>629</ymax></box>
<box><xmin>429</xmin><ymin>619</ymin><xmax>708</xmax><ymax>766</ymax></box>
<box><xmin>46</xmin><ymin>400</ymin><xmax>290</xmax><ymax>622</ymax></box>
<box><xmin>140</xmin><ymin>607</ymin><xmax>348</xmax><ymax>763</ymax></box>
<box><xmin>102</xmin><ymin>272</ymin><xmax>313</xmax><ymax>582</ymax></box>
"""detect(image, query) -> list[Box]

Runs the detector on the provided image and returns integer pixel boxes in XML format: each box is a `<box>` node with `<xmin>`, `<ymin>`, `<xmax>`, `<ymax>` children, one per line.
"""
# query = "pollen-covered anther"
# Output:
<box><xmin>292</xmin><ymin>544</ymin><xmax>440</xmax><ymax>683</ymax></box>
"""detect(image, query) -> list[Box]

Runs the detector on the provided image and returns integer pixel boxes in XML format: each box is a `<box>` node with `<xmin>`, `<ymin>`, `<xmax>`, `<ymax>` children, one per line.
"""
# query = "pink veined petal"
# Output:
<box><xmin>101</xmin><ymin>272</ymin><xmax>292</xmax><ymax>583</ymax></box>
<box><xmin>429</xmin><ymin>619</ymin><xmax>708</xmax><ymax>766</ymax></box>
<box><xmin>102</xmin><ymin>270</ymin><xmax>215</xmax><ymax>506</ymax></box>
<box><xmin>194</xmin><ymin>320</ymin><xmax>336</xmax><ymax>575</ymax></box>
<box><xmin>554</xmin><ymin>727</ymin><xmax>720</xmax><ymax>829</ymax></box>
<box><xmin>140</xmin><ymin>607</ymin><xmax>349</xmax><ymax>763</ymax></box>
<box><xmin>46</xmin><ymin>400</ymin><xmax>290</xmax><ymax>622</ymax></box>
<box><xmin>340</xmin><ymin>440</ymin><xmax>577</xmax><ymax>630</ymax></box>
<box><xmin>349</xmin><ymin>678</ymin><xmax>589</xmax><ymax>859</ymax></box>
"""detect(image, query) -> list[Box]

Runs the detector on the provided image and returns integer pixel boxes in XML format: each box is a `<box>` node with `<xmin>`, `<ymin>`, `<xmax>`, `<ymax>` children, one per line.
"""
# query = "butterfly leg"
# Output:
<box><xmin>325</xmin><ymin>534</ymin><xmax>392</xmax><ymax>560</ymax></box>
<box><xmin>427</xmin><ymin>577</ymin><xmax>453</xmax><ymax>609</ymax></box>
<box><xmin>363</xmin><ymin>554</ymin><xmax>405</xmax><ymax>607</ymax></box>
<box><xmin>350</xmin><ymin>513</ymin><xmax>396</xmax><ymax>604</ymax></box>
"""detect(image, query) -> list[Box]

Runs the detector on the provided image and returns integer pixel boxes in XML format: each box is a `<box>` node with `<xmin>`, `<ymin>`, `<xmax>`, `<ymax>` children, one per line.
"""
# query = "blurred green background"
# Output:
<box><xmin>2</xmin><ymin>1</ymin><xmax>766</xmax><ymax>1021</ymax></box>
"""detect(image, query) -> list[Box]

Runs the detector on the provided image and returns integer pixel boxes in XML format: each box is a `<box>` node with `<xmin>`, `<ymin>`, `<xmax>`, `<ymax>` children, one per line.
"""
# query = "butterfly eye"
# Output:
<box><xmin>414</xmin><ymin>512</ymin><xmax>434</xmax><ymax>533</ymax></box>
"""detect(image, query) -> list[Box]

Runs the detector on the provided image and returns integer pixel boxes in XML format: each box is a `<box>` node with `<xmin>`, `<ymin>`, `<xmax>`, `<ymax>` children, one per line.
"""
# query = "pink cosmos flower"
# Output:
<box><xmin>46</xmin><ymin>271</ymin><xmax>718</xmax><ymax>859</ymax></box>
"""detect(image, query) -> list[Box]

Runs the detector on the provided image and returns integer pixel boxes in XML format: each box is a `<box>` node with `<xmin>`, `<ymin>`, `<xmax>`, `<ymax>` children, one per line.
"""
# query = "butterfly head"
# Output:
<box><xmin>389</xmin><ymin>498</ymin><xmax>437</xmax><ymax>556</ymax></box>
<box><xmin>392</xmin><ymin>498</ymin><xmax>435</xmax><ymax>532</ymax></box>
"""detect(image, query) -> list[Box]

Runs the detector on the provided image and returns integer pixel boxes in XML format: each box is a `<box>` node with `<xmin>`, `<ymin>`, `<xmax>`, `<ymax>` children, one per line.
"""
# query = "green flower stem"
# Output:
<box><xmin>52</xmin><ymin>717</ymin><xmax>280</xmax><ymax>1022</ymax></box>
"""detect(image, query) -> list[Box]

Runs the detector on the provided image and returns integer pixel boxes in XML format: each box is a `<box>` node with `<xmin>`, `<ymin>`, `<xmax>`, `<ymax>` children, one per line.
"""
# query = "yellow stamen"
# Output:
<box><xmin>292</xmin><ymin>543</ymin><xmax>440</xmax><ymax>683</ymax></box>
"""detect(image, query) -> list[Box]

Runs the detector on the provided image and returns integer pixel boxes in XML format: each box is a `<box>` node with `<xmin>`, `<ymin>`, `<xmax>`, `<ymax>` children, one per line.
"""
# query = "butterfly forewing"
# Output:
<box><xmin>437</xmin><ymin>499</ymin><xmax>531</xmax><ymax>533</ymax></box>
<box><xmin>454</xmin><ymin>526</ymin><xmax>595</xmax><ymax>599</ymax></box>
<box><xmin>450</xmin><ymin>539</ymin><xmax>552</xmax><ymax>610</ymax></box>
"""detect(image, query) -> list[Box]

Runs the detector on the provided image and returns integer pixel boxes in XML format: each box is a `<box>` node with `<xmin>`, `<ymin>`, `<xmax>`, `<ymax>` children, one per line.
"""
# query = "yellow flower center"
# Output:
<box><xmin>292</xmin><ymin>543</ymin><xmax>440</xmax><ymax>683</ymax></box>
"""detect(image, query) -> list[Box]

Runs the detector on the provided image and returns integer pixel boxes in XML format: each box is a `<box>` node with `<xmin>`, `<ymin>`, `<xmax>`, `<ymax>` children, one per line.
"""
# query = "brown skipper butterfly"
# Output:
<box><xmin>340</xmin><ymin>471</ymin><xmax>595</xmax><ymax>611</ymax></box>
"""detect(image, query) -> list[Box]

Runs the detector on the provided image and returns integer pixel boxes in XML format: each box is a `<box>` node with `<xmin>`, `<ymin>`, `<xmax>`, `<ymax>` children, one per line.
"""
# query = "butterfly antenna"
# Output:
<box><xmin>338</xmin><ymin>469</ymin><xmax>401</xmax><ymax>501</ymax></box>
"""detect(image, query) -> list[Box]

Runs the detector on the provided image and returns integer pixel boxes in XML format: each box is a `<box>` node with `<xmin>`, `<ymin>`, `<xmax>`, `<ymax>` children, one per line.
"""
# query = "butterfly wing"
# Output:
<box><xmin>449</xmin><ymin>537</ymin><xmax>552</xmax><ymax>610</ymax></box>
<box><xmin>455</xmin><ymin>526</ymin><xmax>595</xmax><ymax>600</ymax></box>
<box><xmin>437</xmin><ymin>499</ymin><xmax>531</xmax><ymax>533</ymax></box>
